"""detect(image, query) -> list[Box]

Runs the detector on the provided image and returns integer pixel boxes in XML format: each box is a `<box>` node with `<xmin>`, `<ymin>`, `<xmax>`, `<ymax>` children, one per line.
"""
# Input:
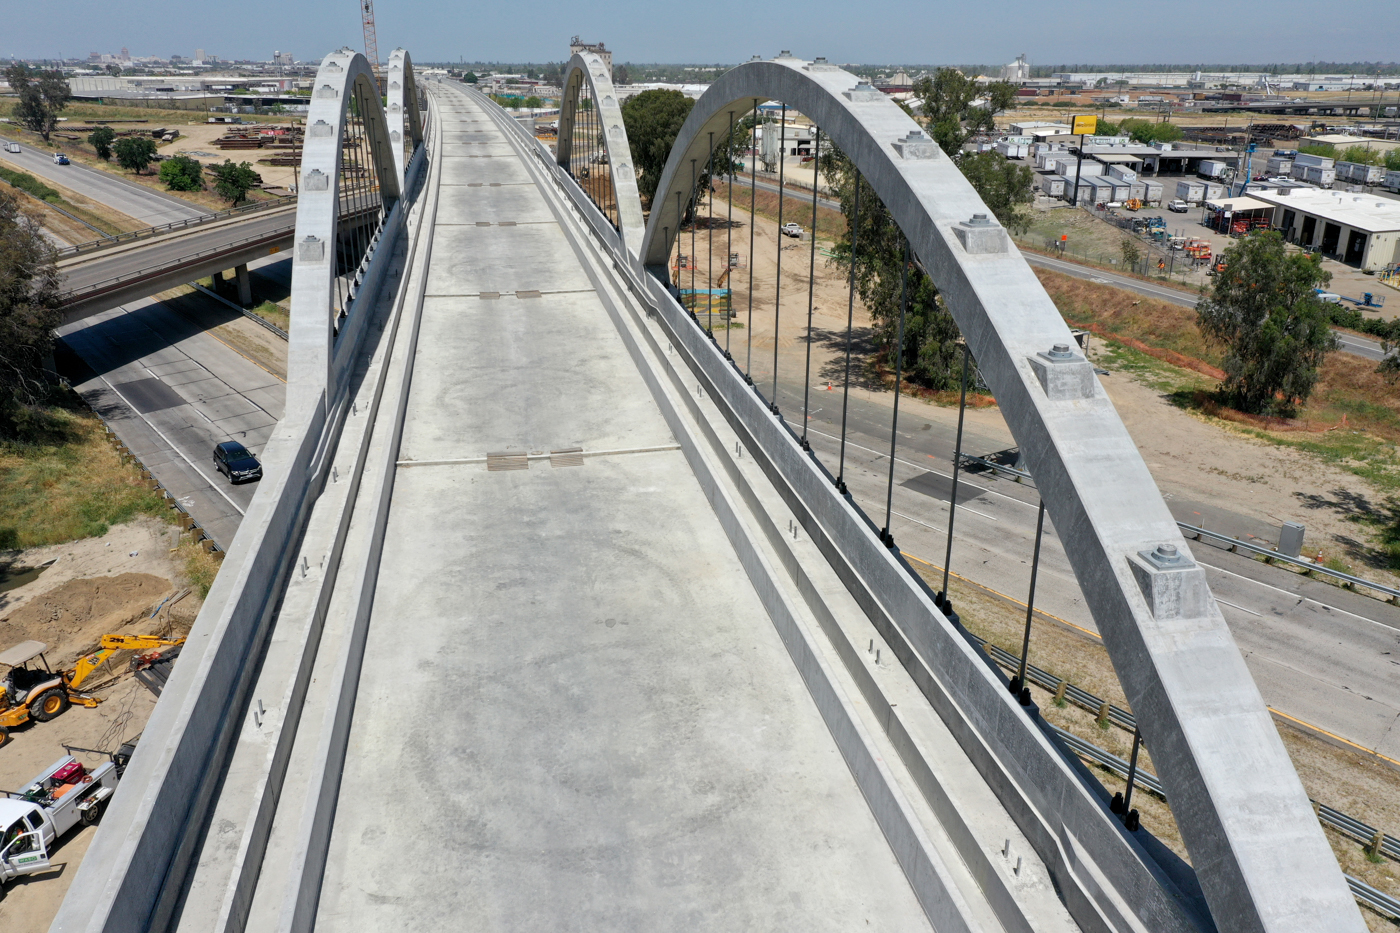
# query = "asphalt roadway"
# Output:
<box><xmin>737</xmin><ymin>174</ymin><xmax>1390</xmax><ymax>362</ymax></box>
<box><xmin>736</xmin><ymin>360</ymin><xmax>1400</xmax><ymax>761</ymax></box>
<box><xmin>3</xmin><ymin>142</ymin><xmax>205</xmax><ymax>227</ymax></box>
<box><xmin>57</xmin><ymin>256</ymin><xmax>290</xmax><ymax>549</ymax></box>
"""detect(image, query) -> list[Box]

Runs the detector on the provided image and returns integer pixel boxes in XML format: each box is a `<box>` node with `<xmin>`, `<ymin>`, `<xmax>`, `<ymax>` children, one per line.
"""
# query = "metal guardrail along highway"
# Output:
<box><xmin>955</xmin><ymin>454</ymin><xmax>1400</xmax><ymax>601</ymax></box>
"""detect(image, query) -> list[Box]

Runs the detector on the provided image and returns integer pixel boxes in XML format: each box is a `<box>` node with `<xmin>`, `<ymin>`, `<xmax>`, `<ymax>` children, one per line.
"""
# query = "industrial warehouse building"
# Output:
<box><xmin>1250</xmin><ymin>188</ymin><xmax>1400</xmax><ymax>270</ymax></box>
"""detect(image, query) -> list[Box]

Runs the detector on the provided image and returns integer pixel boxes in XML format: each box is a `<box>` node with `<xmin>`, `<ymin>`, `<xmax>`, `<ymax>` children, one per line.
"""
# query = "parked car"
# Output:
<box><xmin>1167</xmin><ymin>199</ymin><xmax>1189</xmax><ymax>213</ymax></box>
<box><xmin>213</xmin><ymin>441</ymin><xmax>262</xmax><ymax>484</ymax></box>
<box><xmin>52</xmin><ymin>152</ymin><xmax>69</xmax><ymax>165</ymax></box>
<box><xmin>780</xmin><ymin>222</ymin><xmax>802</xmax><ymax>238</ymax></box>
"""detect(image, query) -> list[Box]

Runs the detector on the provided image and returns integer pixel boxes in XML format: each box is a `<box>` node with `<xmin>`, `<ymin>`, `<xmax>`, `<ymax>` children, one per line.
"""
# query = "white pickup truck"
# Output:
<box><xmin>1</xmin><ymin>754</ymin><xmax>121</xmax><ymax>888</ymax></box>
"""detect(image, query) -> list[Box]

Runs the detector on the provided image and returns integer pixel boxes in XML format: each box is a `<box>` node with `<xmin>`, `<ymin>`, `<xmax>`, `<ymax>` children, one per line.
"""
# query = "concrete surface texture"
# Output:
<box><xmin>310</xmin><ymin>82</ymin><xmax>936</xmax><ymax>932</ymax></box>
<box><xmin>1</xmin><ymin>144</ymin><xmax>204</xmax><ymax>226</ymax></box>
<box><xmin>640</xmin><ymin>57</ymin><xmax>1365</xmax><ymax>932</ymax></box>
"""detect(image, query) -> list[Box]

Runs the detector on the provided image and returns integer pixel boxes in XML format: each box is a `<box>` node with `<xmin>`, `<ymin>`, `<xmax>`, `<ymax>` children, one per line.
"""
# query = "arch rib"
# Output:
<box><xmin>386</xmin><ymin>48</ymin><xmax>424</xmax><ymax>183</ymax></box>
<box><xmin>640</xmin><ymin>56</ymin><xmax>1362</xmax><ymax>933</ymax></box>
<box><xmin>288</xmin><ymin>48</ymin><xmax>402</xmax><ymax>416</ymax></box>
<box><xmin>558</xmin><ymin>51</ymin><xmax>645</xmax><ymax>257</ymax></box>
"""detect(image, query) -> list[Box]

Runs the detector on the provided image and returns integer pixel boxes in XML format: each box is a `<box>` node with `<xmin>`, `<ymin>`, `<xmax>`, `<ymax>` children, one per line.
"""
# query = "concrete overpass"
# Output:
<box><xmin>47</xmin><ymin>47</ymin><xmax>1371</xmax><ymax>933</ymax></box>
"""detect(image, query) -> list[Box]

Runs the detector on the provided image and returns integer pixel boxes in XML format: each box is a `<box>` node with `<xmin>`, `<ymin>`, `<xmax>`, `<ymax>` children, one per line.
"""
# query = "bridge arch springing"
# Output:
<box><xmin>288</xmin><ymin>48</ymin><xmax>402</xmax><ymax>413</ymax></box>
<box><xmin>637</xmin><ymin>54</ymin><xmax>1360</xmax><ymax>933</ymax></box>
<box><xmin>557</xmin><ymin>51</ymin><xmax>644</xmax><ymax>256</ymax></box>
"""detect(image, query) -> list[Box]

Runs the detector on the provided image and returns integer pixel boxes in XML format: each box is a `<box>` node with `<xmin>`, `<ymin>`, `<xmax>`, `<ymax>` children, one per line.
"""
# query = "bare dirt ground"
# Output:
<box><xmin>0</xmin><ymin>518</ymin><xmax>201</xmax><ymax>930</ymax></box>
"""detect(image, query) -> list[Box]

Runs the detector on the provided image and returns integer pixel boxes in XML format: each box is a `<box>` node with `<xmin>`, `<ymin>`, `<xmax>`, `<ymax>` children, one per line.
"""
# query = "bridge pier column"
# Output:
<box><xmin>235</xmin><ymin>263</ymin><xmax>253</xmax><ymax>307</ymax></box>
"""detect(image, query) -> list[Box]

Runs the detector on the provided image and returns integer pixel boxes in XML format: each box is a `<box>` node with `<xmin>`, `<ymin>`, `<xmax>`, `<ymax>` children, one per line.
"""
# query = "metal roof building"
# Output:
<box><xmin>1250</xmin><ymin>188</ymin><xmax>1400</xmax><ymax>270</ymax></box>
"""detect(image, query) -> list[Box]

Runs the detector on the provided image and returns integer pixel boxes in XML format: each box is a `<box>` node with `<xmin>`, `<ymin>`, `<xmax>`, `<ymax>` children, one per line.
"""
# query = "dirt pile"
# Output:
<box><xmin>0</xmin><ymin>574</ymin><xmax>174</xmax><ymax>668</ymax></box>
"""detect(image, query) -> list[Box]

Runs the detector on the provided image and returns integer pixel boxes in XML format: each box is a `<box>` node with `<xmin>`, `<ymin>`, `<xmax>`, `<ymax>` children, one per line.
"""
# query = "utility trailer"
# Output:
<box><xmin>0</xmin><ymin>752</ymin><xmax>126</xmax><ymax>889</ymax></box>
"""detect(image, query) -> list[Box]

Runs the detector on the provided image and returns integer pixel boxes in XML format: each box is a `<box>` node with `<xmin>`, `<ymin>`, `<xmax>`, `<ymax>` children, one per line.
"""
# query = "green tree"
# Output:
<box><xmin>0</xmin><ymin>189</ymin><xmax>62</xmax><ymax>433</ymax></box>
<box><xmin>913</xmin><ymin>69</ymin><xmax>1017</xmax><ymax>156</ymax></box>
<box><xmin>1094</xmin><ymin>119</ymin><xmax>1120</xmax><ymax>136</ymax></box>
<box><xmin>113</xmin><ymin>136</ymin><xmax>158</xmax><ymax>174</ymax></box>
<box><xmin>3</xmin><ymin>64</ymin><xmax>70</xmax><ymax>142</ymax></box>
<box><xmin>1385</xmin><ymin>149</ymin><xmax>1400</xmax><ymax>172</ymax></box>
<box><xmin>1117</xmin><ymin>118</ymin><xmax>1182</xmax><ymax>144</ymax></box>
<box><xmin>1196</xmin><ymin>231</ymin><xmax>1336</xmax><ymax>414</ymax></box>
<box><xmin>819</xmin><ymin>144</ymin><xmax>979</xmax><ymax>392</ymax></box>
<box><xmin>1120</xmin><ymin>237</ymin><xmax>1142</xmax><ymax>271</ymax></box>
<box><xmin>211</xmin><ymin>160</ymin><xmax>261</xmax><ymax>203</ymax></box>
<box><xmin>1339</xmin><ymin>144</ymin><xmax>1380</xmax><ymax>165</ymax></box>
<box><xmin>1297</xmin><ymin>142</ymin><xmax>1336</xmax><ymax>158</ymax></box>
<box><xmin>956</xmin><ymin>152</ymin><xmax>1034</xmax><ymax>234</ymax></box>
<box><xmin>158</xmin><ymin>154</ymin><xmax>204</xmax><ymax>192</ymax></box>
<box><xmin>88</xmin><ymin>126</ymin><xmax>116</xmax><ymax>161</ymax></box>
<box><xmin>612</xmin><ymin>64</ymin><xmax>630</xmax><ymax>85</ymax></box>
<box><xmin>620</xmin><ymin>88</ymin><xmax>694</xmax><ymax>203</ymax></box>
<box><xmin>463</xmin><ymin>72</ymin><xmax>478</xmax><ymax>84</ymax></box>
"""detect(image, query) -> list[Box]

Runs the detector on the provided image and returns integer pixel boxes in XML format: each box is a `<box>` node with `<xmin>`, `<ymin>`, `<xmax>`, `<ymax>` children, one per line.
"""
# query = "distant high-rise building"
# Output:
<box><xmin>273</xmin><ymin>50</ymin><xmax>294</xmax><ymax>66</ymax></box>
<box><xmin>569</xmin><ymin>36</ymin><xmax>612</xmax><ymax>80</ymax></box>
<box><xmin>88</xmin><ymin>52</ymin><xmax>102</xmax><ymax>61</ymax></box>
<box><xmin>196</xmin><ymin>48</ymin><xmax>206</xmax><ymax>62</ymax></box>
<box><xmin>119</xmin><ymin>47</ymin><xmax>130</xmax><ymax>62</ymax></box>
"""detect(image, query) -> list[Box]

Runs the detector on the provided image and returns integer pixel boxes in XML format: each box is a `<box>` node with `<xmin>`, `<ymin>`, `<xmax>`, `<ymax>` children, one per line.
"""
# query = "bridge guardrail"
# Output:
<box><xmin>57</xmin><ymin>222</ymin><xmax>297</xmax><ymax>304</ymax></box>
<box><xmin>54</xmin><ymin>196</ymin><xmax>298</xmax><ymax>259</ymax></box>
<box><xmin>1177</xmin><ymin>520</ymin><xmax>1400</xmax><ymax>601</ymax></box>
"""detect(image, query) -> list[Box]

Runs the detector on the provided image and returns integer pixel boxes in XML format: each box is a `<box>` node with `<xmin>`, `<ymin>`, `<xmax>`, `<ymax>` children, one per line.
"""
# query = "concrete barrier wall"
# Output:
<box><xmin>49</xmin><ymin>392</ymin><xmax>329</xmax><ymax>933</ymax></box>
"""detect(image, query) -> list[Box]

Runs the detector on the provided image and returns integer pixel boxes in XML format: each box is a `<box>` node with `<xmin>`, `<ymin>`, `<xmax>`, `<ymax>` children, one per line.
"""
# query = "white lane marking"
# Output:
<box><xmin>1199</xmin><ymin>561</ymin><xmax>1394</xmax><ymax>631</ymax></box>
<box><xmin>1215</xmin><ymin>597</ymin><xmax>1261</xmax><ymax>617</ymax></box>
<box><xmin>95</xmin><ymin>373</ymin><xmax>246</xmax><ymax>516</ymax></box>
<box><xmin>804</xmin><ymin>426</ymin><xmax>1035</xmax><ymax>510</ymax></box>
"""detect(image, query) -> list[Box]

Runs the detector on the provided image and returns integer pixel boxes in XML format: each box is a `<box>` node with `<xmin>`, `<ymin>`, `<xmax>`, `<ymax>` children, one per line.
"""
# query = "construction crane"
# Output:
<box><xmin>360</xmin><ymin>0</ymin><xmax>382</xmax><ymax>86</ymax></box>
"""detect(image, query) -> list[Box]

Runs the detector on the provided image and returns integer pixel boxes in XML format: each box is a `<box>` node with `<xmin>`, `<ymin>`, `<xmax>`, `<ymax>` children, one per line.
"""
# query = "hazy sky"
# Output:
<box><xmin>5</xmin><ymin>0</ymin><xmax>1397</xmax><ymax>66</ymax></box>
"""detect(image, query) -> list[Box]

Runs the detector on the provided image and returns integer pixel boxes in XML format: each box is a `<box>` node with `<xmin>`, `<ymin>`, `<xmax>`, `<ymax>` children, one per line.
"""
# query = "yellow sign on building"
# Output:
<box><xmin>1071</xmin><ymin>114</ymin><xmax>1097</xmax><ymax>135</ymax></box>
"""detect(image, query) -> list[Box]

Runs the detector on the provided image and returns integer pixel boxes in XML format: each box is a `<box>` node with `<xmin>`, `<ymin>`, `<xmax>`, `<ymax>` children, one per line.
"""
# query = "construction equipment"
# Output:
<box><xmin>2</xmin><ymin>753</ymin><xmax>124</xmax><ymax>887</ymax></box>
<box><xmin>359</xmin><ymin>0</ymin><xmax>382</xmax><ymax>88</ymax></box>
<box><xmin>0</xmin><ymin>634</ymin><xmax>185</xmax><ymax>743</ymax></box>
<box><xmin>1124</xmin><ymin>198</ymin><xmax>1142</xmax><ymax>211</ymax></box>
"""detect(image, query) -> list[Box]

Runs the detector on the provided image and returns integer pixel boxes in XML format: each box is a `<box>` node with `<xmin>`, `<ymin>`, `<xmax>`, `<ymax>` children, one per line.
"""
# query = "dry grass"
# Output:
<box><xmin>1036</xmin><ymin>268</ymin><xmax>1400</xmax><ymax>495</ymax></box>
<box><xmin>901</xmin><ymin>554</ymin><xmax>1400</xmax><ymax>920</ymax></box>
<box><xmin>176</xmin><ymin>538</ymin><xmax>223</xmax><ymax>599</ymax></box>
<box><xmin>0</xmin><ymin>399</ymin><xmax>170</xmax><ymax>548</ymax></box>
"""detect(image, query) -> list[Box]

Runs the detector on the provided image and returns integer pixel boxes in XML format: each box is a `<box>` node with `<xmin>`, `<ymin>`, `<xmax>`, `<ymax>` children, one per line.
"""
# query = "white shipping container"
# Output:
<box><xmin>1293</xmin><ymin>152</ymin><xmax>1334</xmax><ymax>169</ymax></box>
<box><xmin>1385</xmin><ymin>170</ymin><xmax>1400</xmax><ymax>193</ymax></box>
<box><xmin>1128</xmin><ymin>181</ymin><xmax>1147</xmax><ymax>201</ymax></box>
<box><xmin>1039</xmin><ymin>174</ymin><xmax>1067</xmax><ymax>196</ymax></box>
<box><xmin>1143</xmin><ymin>180</ymin><xmax>1163</xmax><ymax>203</ymax></box>
<box><xmin>1176</xmin><ymin>180</ymin><xmax>1206</xmax><ymax>202</ymax></box>
<box><xmin>1302</xmin><ymin>166</ymin><xmax>1335</xmax><ymax>188</ymax></box>
<box><xmin>1198</xmin><ymin>160</ymin><xmax>1228</xmax><ymax>179</ymax></box>
<box><xmin>1107</xmin><ymin>164</ymin><xmax>1138</xmax><ymax>182</ymax></box>
<box><xmin>1204</xmin><ymin>182</ymin><xmax>1227</xmax><ymax>200</ymax></box>
<box><xmin>1338</xmin><ymin>161</ymin><xmax>1384</xmax><ymax>185</ymax></box>
<box><xmin>1266</xmin><ymin>157</ymin><xmax>1293</xmax><ymax>175</ymax></box>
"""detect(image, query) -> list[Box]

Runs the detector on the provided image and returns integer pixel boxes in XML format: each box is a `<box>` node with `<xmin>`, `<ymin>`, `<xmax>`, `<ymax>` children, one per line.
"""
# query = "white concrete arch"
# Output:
<box><xmin>386</xmin><ymin>48</ymin><xmax>424</xmax><ymax>183</ymax></box>
<box><xmin>558</xmin><ymin>51</ymin><xmax>645</xmax><ymax>257</ymax></box>
<box><xmin>288</xmin><ymin>48</ymin><xmax>402</xmax><ymax>415</ymax></box>
<box><xmin>640</xmin><ymin>55</ymin><xmax>1362</xmax><ymax>933</ymax></box>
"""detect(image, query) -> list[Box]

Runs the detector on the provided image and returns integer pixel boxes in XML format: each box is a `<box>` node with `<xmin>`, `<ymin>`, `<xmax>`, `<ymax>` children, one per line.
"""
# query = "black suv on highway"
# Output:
<box><xmin>213</xmin><ymin>441</ymin><xmax>263</xmax><ymax>484</ymax></box>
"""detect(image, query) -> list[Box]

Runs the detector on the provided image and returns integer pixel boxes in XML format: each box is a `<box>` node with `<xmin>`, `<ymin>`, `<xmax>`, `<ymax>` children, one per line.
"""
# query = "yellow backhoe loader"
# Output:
<box><xmin>0</xmin><ymin>634</ymin><xmax>185</xmax><ymax>744</ymax></box>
